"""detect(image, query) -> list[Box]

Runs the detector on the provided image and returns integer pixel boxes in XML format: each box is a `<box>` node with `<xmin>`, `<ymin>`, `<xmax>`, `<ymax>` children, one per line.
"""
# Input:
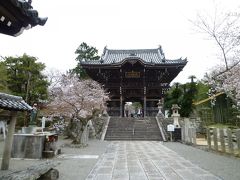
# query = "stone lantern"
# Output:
<box><xmin>157</xmin><ymin>99</ymin><xmax>163</xmax><ymax>116</ymax></box>
<box><xmin>171</xmin><ymin>104</ymin><xmax>181</xmax><ymax>128</ymax></box>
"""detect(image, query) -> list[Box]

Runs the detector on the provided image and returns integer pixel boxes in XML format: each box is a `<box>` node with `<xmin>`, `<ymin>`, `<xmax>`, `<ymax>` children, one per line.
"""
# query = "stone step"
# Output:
<box><xmin>105</xmin><ymin>117</ymin><xmax>163</xmax><ymax>141</ymax></box>
<box><xmin>104</xmin><ymin>137</ymin><xmax>162</xmax><ymax>141</ymax></box>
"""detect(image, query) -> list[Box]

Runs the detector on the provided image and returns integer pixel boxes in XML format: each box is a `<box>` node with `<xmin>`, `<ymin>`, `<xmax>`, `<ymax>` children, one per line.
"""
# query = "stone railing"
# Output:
<box><xmin>206</xmin><ymin>128</ymin><xmax>240</xmax><ymax>156</ymax></box>
<box><xmin>155</xmin><ymin>115</ymin><xmax>167</xmax><ymax>141</ymax></box>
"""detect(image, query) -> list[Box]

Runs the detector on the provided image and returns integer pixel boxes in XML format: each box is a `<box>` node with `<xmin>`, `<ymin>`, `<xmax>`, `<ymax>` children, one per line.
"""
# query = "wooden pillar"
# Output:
<box><xmin>120</xmin><ymin>95</ymin><xmax>123</xmax><ymax>117</ymax></box>
<box><xmin>143</xmin><ymin>68</ymin><xmax>146</xmax><ymax>117</ymax></box>
<box><xmin>120</xmin><ymin>68</ymin><xmax>123</xmax><ymax>117</ymax></box>
<box><xmin>1</xmin><ymin>111</ymin><xmax>17</xmax><ymax>170</ymax></box>
<box><xmin>120</xmin><ymin>87</ymin><xmax>123</xmax><ymax>117</ymax></box>
<box><xmin>144</xmin><ymin>87</ymin><xmax>146</xmax><ymax>117</ymax></box>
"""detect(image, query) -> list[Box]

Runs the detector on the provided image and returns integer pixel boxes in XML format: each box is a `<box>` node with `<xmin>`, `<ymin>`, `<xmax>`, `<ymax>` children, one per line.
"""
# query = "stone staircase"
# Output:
<box><xmin>104</xmin><ymin>117</ymin><xmax>163</xmax><ymax>141</ymax></box>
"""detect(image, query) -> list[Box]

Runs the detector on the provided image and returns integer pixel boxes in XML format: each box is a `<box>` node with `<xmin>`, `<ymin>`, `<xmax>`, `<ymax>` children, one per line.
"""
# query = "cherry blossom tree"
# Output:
<box><xmin>192</xmin><ymin>5</ymin><xmax>240</xmax><ymax>70</ymax></box>
<box><xmin>205</xmin><ymin>64</ymin><xmax>240</xmax><ymax>107</ymax></box>
<box><xmin>192</xmin><ymin>4</ymin><xmax>240</xmax><ymax>108</ymax></box>
<box><xmin>47</xmin><ymin>74</ymin><xmax>109</xmax><ymax>144</ymax></box>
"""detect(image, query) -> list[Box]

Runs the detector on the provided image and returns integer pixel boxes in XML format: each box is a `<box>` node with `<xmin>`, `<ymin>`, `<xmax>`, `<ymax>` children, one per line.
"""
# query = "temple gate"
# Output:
<box><xmin>81</xmin><ymin>46</ymin><xmax>187</xmax><ymax>117</ymax></box>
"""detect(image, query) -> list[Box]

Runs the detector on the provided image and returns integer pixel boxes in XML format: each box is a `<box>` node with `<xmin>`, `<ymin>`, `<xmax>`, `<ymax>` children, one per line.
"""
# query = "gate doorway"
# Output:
<box><xmin>124</xmin><ymin>101</ymin><xmax>143</xmax><ymax>118</ymax></box>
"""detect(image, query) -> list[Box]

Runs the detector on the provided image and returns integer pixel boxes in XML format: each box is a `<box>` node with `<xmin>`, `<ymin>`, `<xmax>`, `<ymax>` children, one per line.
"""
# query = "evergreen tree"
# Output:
<box><xmin>4</xmin><ymin>54</ymin><xmax>49</xmax><ymax>105</ymax></box>
<box><xmin>0</xmin><ymin>60</ymin><xmax>10</xmax><ymax>93</ymax></box>
<box><xmin>164</xmin><ymin>83</ymin><xmax>183</xmax><ymax>115</ymax></box>
<box><xmin>179</xmin><ymin>81</ymin><xmax>197</xmax><ymax>117</ymax></box>
<box><xmin>164</xmin><ymin>78</ymin><xmax>198</xmax><ymax>117</ymax></box>
<box><xmin>72</xmin><ymin>42</ymin><xmax>100</xmax><ymax>79</ymax></box>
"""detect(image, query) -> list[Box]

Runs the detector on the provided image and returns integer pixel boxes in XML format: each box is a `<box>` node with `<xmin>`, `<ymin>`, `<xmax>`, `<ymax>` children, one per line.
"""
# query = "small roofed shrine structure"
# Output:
<box><xmin>0</xmin><ymin>0</ymin><xmax>47</xmax><ymax>36</ymax></box>
<box><xmin>0</xmin><ymin>93</ymin><xmax>32</xmax><ymax>170</ymax></box>
<box><xmin>81</xmin><ymin>46</ymin><xmax>187</xmax><ymax>117</ymax></box>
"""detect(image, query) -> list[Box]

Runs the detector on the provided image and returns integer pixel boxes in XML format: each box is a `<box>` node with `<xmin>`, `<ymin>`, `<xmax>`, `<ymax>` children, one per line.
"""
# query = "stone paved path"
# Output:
<box><xmin>86</xmin><ymin>141</ymin><xmax>222</xmax><ymax>180</ymax></box>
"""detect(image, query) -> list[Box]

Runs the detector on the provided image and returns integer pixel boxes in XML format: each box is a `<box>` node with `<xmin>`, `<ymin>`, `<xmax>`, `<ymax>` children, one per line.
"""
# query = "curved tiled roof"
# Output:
<box><xmin>0</xmin><ymin>0</ymin><xmax>48</xmax><ymax>36</ymax></box>
<box><xmin>0</xmin><ymin>93</ymin><xmax>32</xmax><ymax>111</ymax></box>
<box><xmin>81</xmin><ymin>47</ymin><xmax>187</xmax><ymax>65</ymax></box>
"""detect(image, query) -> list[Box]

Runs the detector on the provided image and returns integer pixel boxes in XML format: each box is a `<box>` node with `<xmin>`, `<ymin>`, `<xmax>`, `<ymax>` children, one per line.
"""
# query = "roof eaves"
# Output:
<box><xmin>0</xmin><ymin>93</ymin><xmax>32</xmax><ymax>111</ymax></box>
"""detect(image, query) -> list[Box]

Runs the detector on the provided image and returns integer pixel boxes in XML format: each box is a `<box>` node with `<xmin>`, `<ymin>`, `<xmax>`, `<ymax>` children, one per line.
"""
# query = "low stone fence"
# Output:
<box><xmin>180</xmin><ymin>118</ymin><xmax>197</xmax><ymax>145</ymax></box>
<box><xmin>181</xmin><ymin>126</ymin><xmax>196</xmax><ymax>145</ymax></box>
<box><xmin>206</xmin><ymin>128</ymin><xmax>240</xmax><ymax>156</ymax></box>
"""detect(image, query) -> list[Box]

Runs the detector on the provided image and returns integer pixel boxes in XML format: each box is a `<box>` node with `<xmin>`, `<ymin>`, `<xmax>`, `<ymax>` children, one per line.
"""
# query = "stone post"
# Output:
<box><xmin>213</xmin><ymin>128</ymin><xmax>218</xmax><ymax>151</ymax></box>
<box><xmin>236</xmin><ymin>130</ymin><xmax>240</xmax><ymax>156</ymax></box>
<box><xmin>1</xmin><ymin>111</ymin><xmax>17</xmax><ymax>170</ymax></box>
<box><xmin>181</xmin><ymin>125</ymin><xmax>185</xmax><ymax>142</ymax></box>
<box><xmin>184</xmin><ymin>118</ymin><xmax>190</xmax><ymax>143</ymax></box>
<box><xmin>219</xmin><ymin>129</ymin><xmax>225</xmax><ymax>153</ymax></box>
<box><xmin>227</xmin><ymin>129</ymin><xmax>233</xmax><ymax>154</ymax></box>
<box><xmin>192</xmin><ymin>128</ymin><xmax>196</xmax><ymax>145</ymax></box>
<box><xmin>188</xmin><ymin>127</ymin><xmax>192</xmax><ymax>144</ymax></box>
<box><xmin>206</xmin><ymin>128</ymin><xmax>211</xmax><ymax>149</ymax></box>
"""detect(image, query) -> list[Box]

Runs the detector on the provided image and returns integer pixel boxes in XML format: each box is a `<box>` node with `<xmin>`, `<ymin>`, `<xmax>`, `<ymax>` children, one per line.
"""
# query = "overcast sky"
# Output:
<box><xmin>1</xmin><ymin>0</ymin><xmax>239</xmax><ymax>84</ymax></box>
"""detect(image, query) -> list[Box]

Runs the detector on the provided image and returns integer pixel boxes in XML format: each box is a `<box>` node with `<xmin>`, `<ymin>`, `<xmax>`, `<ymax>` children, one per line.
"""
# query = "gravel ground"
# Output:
<box><xmin>0</xmin><ymin>138</ymin><xmax>110</xmax><ymax>180</ymax></box>
<box><xmin>56</xmin><ymin>138</ymin><xmax>109</xmax><ymax>180</ymax></box>
<box><xmin>163</xmin><ymin>142</ymin><xmax>240</xmax><ymax>180</ymax></box>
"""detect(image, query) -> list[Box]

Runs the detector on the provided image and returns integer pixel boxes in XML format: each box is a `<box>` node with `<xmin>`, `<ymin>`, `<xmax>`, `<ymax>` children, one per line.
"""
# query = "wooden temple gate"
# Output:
<box><xmin>81</xmin><ymin>46</ymin><xmax>187</xmax><ymax>117</ymax></box>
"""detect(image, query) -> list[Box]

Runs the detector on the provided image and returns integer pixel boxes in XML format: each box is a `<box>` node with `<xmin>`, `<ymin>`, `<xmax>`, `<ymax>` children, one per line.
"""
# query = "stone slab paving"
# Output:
<box><xmin>86</xmin><ymin>141</ymin><xmax>222</xmax><ymax>180</ymax></box>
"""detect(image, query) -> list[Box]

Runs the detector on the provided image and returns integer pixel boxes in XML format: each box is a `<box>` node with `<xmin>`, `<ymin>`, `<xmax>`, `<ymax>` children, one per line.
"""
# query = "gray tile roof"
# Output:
<box><xmin>81</xmin><ymin>46</ymin><xmax>187</xmax><ymax>65</ymax></box>
<box><xmin>0</xmin><ymin>93</ymin><xmax>32</xmax><ymax>111</ymax></box>
<box><xmin>0</xmin><ymin>0</ymin><xmax>47</xmax><ymax>36</ymax></box>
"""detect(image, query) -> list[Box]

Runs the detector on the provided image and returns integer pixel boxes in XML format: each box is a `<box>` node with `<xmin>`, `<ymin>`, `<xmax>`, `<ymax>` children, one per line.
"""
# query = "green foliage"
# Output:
<box><xmin>180</xmin><ymin>82</ymin><xmax>197</xmax><ymax>117</ymax></box>
<box><xmin>195</xmin><ymin>82</ymin><xmax>209</xmax><ymax>102</ymax></box>
<box><xmin>0</xmin><ymin>60</ymin><xmax>10</xmax><ymax>93</ymax></box>
<box><xmin>164</xmin><ymin>80</ymin><xmax>198</xmax><ymax>117</ymax></box>
<box><xmin>75</xmin><ymin>42</ymin><xmax>100</xmax><ymax>61</ymax></box>
<box><xmin>3</xmin><ymin>54</ymin><xmax>49</xmax><ymax>105</ymax></box>
<box><xmin>72</xmin><ymin>42</ymin><xmax>100</xmax><ymax>79</ymax></box>
<box><xmin>132</xmin><ymin>102</ymin><xmax>142</xmax><ymax>109</ymax></box>
<box><xmin>164</xmin><ymin>83</ymin><xmax>183</xmax><ymax>112</ymax></box>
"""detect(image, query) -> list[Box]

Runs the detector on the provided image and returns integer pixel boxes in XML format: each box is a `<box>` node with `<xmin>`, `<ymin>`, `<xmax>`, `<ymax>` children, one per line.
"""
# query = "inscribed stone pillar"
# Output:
<box><xmin>236</xmin><ymin>130</ymin><xmax>240</xmax><ymax>156</ymax></box>
<box><xmin>1</xmin><ymin>111</ymin><xmax>17</xmax><ymax>170</ymax></box>
<box><xmin>184</xmin><ymin>118</ymin><xmax>190</xmax><ymax>143</ymax></box>
<box><xmin>181</xmin><ymin>126</ymin><xmax>185</xmax><ymax>142</ymax></box>
<box><xmin>206</xmin><ymin>128</ymin><xmax>211</xmax><ymax>149</ymax></box>
<box><xmin>227</xmin><ymin>129</ymin><xmax>233</xmax><ymax>154</ymax></box>
<box><xmin>188</xmin><ymin>127</ymin><xmax>192</xmax><ymax>144</ymax></box>
<box><xmin>213</xmin><ymin>128</ymin><xmax>218</xmax><ymax>151</ymax></box>
<box><xmin>219</xmin><ymin>129</ymin><xmax>225</xmax><ymax>153</ymax></box>
<box><xmin>192</xmin><ymin>128</ymin><xmax>196</xmax><ymax>145</ymax></box>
